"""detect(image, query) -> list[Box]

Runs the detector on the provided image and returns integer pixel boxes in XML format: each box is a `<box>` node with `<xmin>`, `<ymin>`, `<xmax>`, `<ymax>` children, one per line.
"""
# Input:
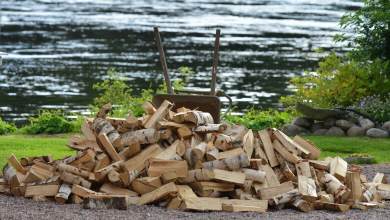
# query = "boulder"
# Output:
<box><xmin>313</xmin><ymin>129</ymin><xmax>328</xmax><ymax>135</ymax></box>
<box><xmin>347</xmin><ymin>126</ymin><xmax>365</xmax><ymax>137</ymax></box>
<box><xmin>291</xmin><ymin>117</ymin><xmax>314</xmax><ymax>128</ymax></box>
<box><xmin>281</xmin><ymin>124</ymin><xmax>310</xmax><ymax>136</ymax></box>
<box><xmin>335</xmin><ymin>119</ymin><xmax>352</xmax><ymax>131</ymax></box>
<box><xmin>382</xmin><ymin>121</ymin><xmax>390</xmax><ymax>131</ymax></box>
<box><xmin>323</xmin><ymin>117</ymin><xmax>336</xmax><ymax>129</ymax></box>
<box><xmin>295</xmin><ymin>102</ymin><xmax>348</xmax><ymax>120</ymax></box>
<box><xmin>359</xmin><ymin>117</ymin><xmax>375</xmax><ymax>132</ymax></box>
<box><xmin>310</xmin><ymin>122</ymin><xmax>325</xmax><ymax>133</ymax></box>
<box><xmin>366</xmin><ymin>128</ymin><xmax>389</xmax><ymax>138</ymax></box>
<box><xmin>325</xmin><ymin>126</ymin><xmax>346</xmax><ymax>137</ymax></box>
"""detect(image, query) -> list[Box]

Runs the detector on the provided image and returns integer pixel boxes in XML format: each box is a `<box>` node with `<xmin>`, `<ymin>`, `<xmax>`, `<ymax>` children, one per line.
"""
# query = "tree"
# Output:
<box><xmin>334</xmin><ymin>0</ymin><xmax>390</xmax><ymax>63</ymax></box>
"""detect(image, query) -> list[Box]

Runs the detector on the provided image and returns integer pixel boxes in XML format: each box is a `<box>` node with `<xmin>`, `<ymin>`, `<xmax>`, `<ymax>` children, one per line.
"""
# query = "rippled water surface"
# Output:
<box><xmin>0</xmin><ymin>0</ymin><xmax>362</xmax><ymax>126</ymax></box>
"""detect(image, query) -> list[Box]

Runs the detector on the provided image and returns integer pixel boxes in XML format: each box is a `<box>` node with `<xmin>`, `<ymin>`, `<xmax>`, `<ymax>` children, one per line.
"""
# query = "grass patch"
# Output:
<box><xmin>0</xmin><ymin>135</ymin><xmax>77</xmax><ymax>166</ymax></box>
<box><xmin>303</xmin><ymin>135</ymin><xmax>390</xmax><ymax>164</ymax></box>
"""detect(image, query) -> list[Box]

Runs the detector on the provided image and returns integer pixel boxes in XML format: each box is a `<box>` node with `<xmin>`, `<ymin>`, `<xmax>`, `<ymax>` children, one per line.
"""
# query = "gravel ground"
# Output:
<box><xmin>1</xmin><ymin>164</ymin><xmax>389</xmax><ymax>220</ymax></box>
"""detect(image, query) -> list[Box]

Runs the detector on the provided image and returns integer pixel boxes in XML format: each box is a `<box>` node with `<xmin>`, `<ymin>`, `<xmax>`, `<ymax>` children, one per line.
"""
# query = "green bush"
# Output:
<box><xmin>0</xmin><ymin>117</ymin><xmax>17</xmax><ymax>135</ymax></box>
<box><xmin>21</xmin><ymin>109</ymin><xmax>79</xmax><ymax>134</ymax></box>
<box><xmin>280</xmin><ymin>52</ymin><xmax>390</xmax><ymax>109</ymax></box>
<box><xmin>223</xmin><ymin>107</ymin><xmax>295</xmax><ymax>132</ymax></box>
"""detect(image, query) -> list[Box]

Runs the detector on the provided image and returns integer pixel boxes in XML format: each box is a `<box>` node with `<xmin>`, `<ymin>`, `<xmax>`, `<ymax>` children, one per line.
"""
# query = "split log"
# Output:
<box><xmin>221</xmin><ymin>199</ymin><xmax>268</xmax><ymax>212</ymax></box>
<box><xmin>373</xmin><ymin>173</ymin><xmax>388</xmax><ymax>184</ymax></box>
<box><xmin>138</xmin><ymin>182</ymin><xmax>178</xmax><ymax>206</ymax></box>
<box><xmin>224</xmin><ymin>123</ymin><xmax>248</xmax><ymax>139</ymax></box>
<box><xmin>297</xmin><ymin>175</ymin><xmax>317</xmax><ymax>202</ymax></box>
<box><xmin>320</xmin><ymin>194</ymin><xmax>334</xmax><ymax>203</ymax></box>
<box><xmin>143</xmin><ymin>100</ymin><xmax>173</xmax><ymax>129</ymax></box>
<box><xmin>352</xmin><ymin>201</ymin><xmax>379</xmax><ymax>211</ymax></box>
<box><xmin>147</xmin><ymin>159</ymin><xmax>188</xmax><ymax>178</ymax></box>
<box><xmin>100</xmin><ymin>182</ymin><xmax>138</xmax><ymax>197</ymax></box>
<box><xmin>57</xmin><ymin>164</ymin><xmax>91</xmax><ymax>179</ymax></box>
<box><xmin>296</xmin><ymin>161</ymin><xmax>311</xmax><ymax>178</ymax></box>
<box><xmin>257</xmin><ymin>130</ymin><xmax>279</xmax><ymax>167</ymax></box>
<box><xmin>61</xmin><ymin>149</ymin><xmax>96</xmax><ymax>165</ymax></box>
<box><xmin>213</xmin><ymin>133</ymin><xmax>243</xmax><ymax>151</ymax></box>
<box><xmin>159</xmin><ymin>129</ymin><xmax>172</xmax><ymax>140</ymax></box>
<box><xmin>329</xmin><ymin>156</ymin><xmax>347</xmax><ymax>182</ymax></box>
<box><xmin>91</xmin><ymin>117</ymin><xmax>121</xmax><ymax>148</ymax></box>
<box><xmin>346</xmin><ymin>171</ymin><xmax>363</xmax><ymax>201</ymax></box>
<box><xmin>313</xmin><ymin>201</ymin><xmax>350</xmax><ymax>212</ymax></box>
<box><xmin>107</xmin><ymin>169</ymin><xmax>122</xmax><ymax>186</ymax></box>
<box><xmin>142</xmin><ymin>101</ymin><xmax>157</xmax><ymax>115</ymax></box>
<box><xmin>116</xmin><ymin>114</ymin><xmax>142</xmax><ymax>133</ymax></box>
<box><xmin>177</xmin><ymin>126</ymin><xmax>192</xmax><ymax>139</ymax></box>
<box><xmin>308</xmin><ymin>160</ymin><xmax>329</xmax><ymax>170</ymax></box>
<box><xmin>192</xmin><ymin>124</ymin><xmax>227</xmax><ymax>133</ymax></box>
<box><xmin>362</xmin><ymin>185</ymin><xmax>377</xmax><ymax>202</ymax></box>
<box><xmin>81</xmin><ymin>118</ymin><xmax>96</xmax><ymax>140</ymax></box>
<box><xmin>21</xmin><ymin>155</ymin><xmax>53</xmax><ymax>167</ymax></box>
<box><xmin>96</xmin><ymin>153</ymin><xmax>111</xmax><ymax>165</ymax></box>
<box><xmin>66</xmin><ymin>135</ymin><xmax>101</xmax><ymax>153</ymax></box>
<box><xmin>183</xmin><ymin>147</ymin><xmax>202</xmax><ymax>170</ymax></box>
<box><xmin>193</xmin><ymin>142</ymin><xmax>208</xmax><ymax>159</ymax></box>
<box><xmin>72</xmin><ymin>184</ymin><xmax>101</xmax><ymax>198</ymax></box>
<box><xmin>235</xmin><ymin>168</ymin><xmax>266</xmax><ymax>183</ymax></box>
<box><xmin>2</xmin><ymin>164</ymin><xmax>20</xmax><ymax>188</ymax></box>
<box><xmin>206</xmin><ymin>144</ymin><xmax>219</xmax><ymax>161</ymax></box>
<box><xmin>97</xmin><ymin>133</ymin><xmax>122</xmax><ymax>162</ymax></box>
<box><xmin>94</xmin><ymin>160</ymin><xmax>124</xmax><ymax>182</ymax></box>
<box><xmin>318</xmin><ymin>172</ymin><xmax>350</xmax><ymax>202</ymax></box>
<box><xmin>218</xmin><ymin>148</ymin><xmax>245</xmax><ymax>160</ymax></box>
<box><xmin>291</xmin><ymin>199</ymin><xmax>311</xmax><ymax>212</ymax></box>
<box><xmin>293</xmin><ymin>135</ymin><xmax>322</xmax><ymax>160</ymax></box>
<box><xmin>176</xmin><ymin>184</ymin><xmax>197</xmax><ymax>199</ymax></box>
<box><xmin>257</xmin><ymin>181</ymin><xmax>294</xmax><ymax>200</ymax></box>
<box><xmin>124</xmin><ymin>143</ymin><xmax>163</xmax><ymax>172</ymax></box>
<box><xmin>269</xmin><ymin>189</ymin><xmax>301</xmax><ymax>205</ymax></box>
<box><xmin>25</xmin><ymin>185</ymin><xmax>60</xmax><ymax>197</ymax></box>
<box><xmin>131</xmin><ymin>176</ymin><xmax>162</xmax><ymax>195</ymax></box>
<box><xmin>83</xmin><ymin>194</ymin><xmax>129</xmax><ymax>210</ymax></box>
<box><xmin>0</xmin><ymin>179</ymin><xmax>7</xmax><ymax>193</ymax></box>
<box><xmin>183</xmin><ymin>111</ymin><xmax>214</xmax><ymax>125</ymax></box>
<box><xmin>8</xmin><ymin>154</ymin><xmax>26</xmax><ymax>173</ymax></box>
<box><xmin>156</xmin><ymin>121</ymin><xmax>195</xmax><ymax>130</ymax></box>
<box><xmin>119</xmin><ymin>170</ymin><xmax>139</xmax><ymax>186</ymax></box>
<box><xmin>189</xmin><ymin>181</ymin><xmax>234</xmax><ymax>192</ymax></box>
<box><xmin>60</xmin><ymin>171</ymin><xmax>92</xmax><ymax>189</ymax></box>
<box><xmin>181</xmin><ymin>197</ymin><xmax>222</xmax><ymax>211</ymax></box>
<box><xmin>55</xmin><ymin>182</ymin><xmax>73</xmax><ymax>203</ymax></box>
<box><xmin>202</xmin><ymin>153</ymin><xmax>250</xmax><ymax>171</ymax></box>
<box><xmin>377</xmin><ymin>184</ymin><xmax>390</xmax><ymax>191</ymax></box>
<box><xmin>213</xmin><ymin>169</ymin><xmax>246</xmax><ymax>186</ymax></box>
<box><xmin>272</xmin><ymin>129</ymin><xmax>310</xmax><ymax>158</ymax></box>
<box><xmin>121</xmin><ymin>128</ymin><xmax>160</xmax><ymax>145</ymax></box>
<box><xmin>272</xmin><ymin>139</ymin><xmax>300</xmax><ymax>164</ymax></box>
<box><xmin>96</xmin><ymin>103</ymin><xmax>111</xmax><ymax>118</ymax></box>
<box><xmin>275</xmin><ymin>151</ymin><xmax>297</xmax><ymax>182</ymax></box>
<box><xmin>378</xmin><ymin>191</ymin><xmax>390</xmax><ymax>199</ymax></box>
<box><xmin>179</xmin><ymin>169</ymin><xmax>215</xmax><ymax>184</ymax></box>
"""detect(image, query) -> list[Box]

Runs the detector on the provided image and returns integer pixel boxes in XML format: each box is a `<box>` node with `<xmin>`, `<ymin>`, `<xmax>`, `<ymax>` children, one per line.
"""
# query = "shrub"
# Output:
<box><xmin>0</xmin><ymin>117</ymin><xmax>17</xmax><ymax>135</ymax></box>
<box><xmin>223</xmin><ymin>107</ymin><xmax>295</xmax><ymax>132</ymax></box>
<box><xmin>344</xmin><ymin>94</ymin><xmax>390</xmax><ymax>125</ymax></box>
<box><xmin>280</xmin><ymin>52</ymin><xmax>390</xmax><ymax>109</ymax></box>
<box><xmin>22</xmin><ymin>109</ymin><xmax>78</xmax><ymax>134</ymax></box>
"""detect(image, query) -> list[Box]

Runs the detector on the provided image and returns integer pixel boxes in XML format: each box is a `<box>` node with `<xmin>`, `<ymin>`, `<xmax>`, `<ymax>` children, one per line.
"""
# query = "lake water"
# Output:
<box><xmin>0</xmin><ymin>0</ymin><xmax>362</xmax><ymax>127</ymax></box>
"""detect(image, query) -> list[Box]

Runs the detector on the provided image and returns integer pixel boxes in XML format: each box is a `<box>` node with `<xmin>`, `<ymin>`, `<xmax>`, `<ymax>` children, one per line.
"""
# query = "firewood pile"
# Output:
<box><xmin>1</xmin><ymin>100</ymin><xmax>389</xmax><ymax>212</ymax></box>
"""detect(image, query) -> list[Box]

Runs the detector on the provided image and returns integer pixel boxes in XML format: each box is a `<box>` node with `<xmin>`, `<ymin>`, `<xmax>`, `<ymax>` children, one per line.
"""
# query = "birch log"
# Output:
<box><xmin>213</xmin><ymin>133</ymin><xmax>244</xmax><ymax>151</ymax></box>
<box><xmin>192</xmin><ymin>124</ymin><xmax>227</xmax><ymax>133</ymax></box>
<box><xmin>121</xmin><ymin>128</ymin><xmax>160</xmax><ymax>145</ymax></box>
<box><xmin>91</xmin><ymin>117</ymin><xmax>121</xmax><ymax>148</ymax></box>
<box><xmin>179</xmin><ymin>169</ymin><xmax>215</xmax><ymax>184</ymax></box>
<box><xmin>318</xmin><ymin>172</ymin><xmax>350</xmax><ymax>202</ymax></box>
<box><xmin>202</xmin><ymin>153</ymin><xmax>250</xmax><ymax>171</ymax></box>
<box><xmin>55</xmin><ymin>182</ymin><xmax>73</xmax><ymax>203</ymax></box>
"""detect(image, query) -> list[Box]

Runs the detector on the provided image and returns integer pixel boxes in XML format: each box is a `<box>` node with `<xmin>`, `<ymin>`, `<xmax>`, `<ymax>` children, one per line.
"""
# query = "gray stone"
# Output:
<box><xmin>335</xmin><ymin>119</ymin><xmax>352</xmax><ymax>131</ymax></box>
<box><xmin>366</xmin><ymin>128</ymin><xmax>389</xmax><ymax>138</ymax></box>
<box><xmin>313</xmin><ymin>129</ymin><xmax>328</xmax><ymax>135</ymax></box>
<box><xmin>382</xmin><ymin>121</ymin><xmax>390</xmax><ymax>131</ymax></box>
<box><xmin>281</xmin><ymin>124</ymin><xmax>310</xmax><ymax>136</ymax></box>
<box><xmin>347</xmin><ymin>126</ymin><xmax>365</xmax><ymax>137</ymax></box>
<box><xmin>348</xmin><ymin>120</ymin><xmax>358</xmax><ymax>127</ymax></box>
<box><xmin>323</xmin><ymin>116</ymin><xmax>336</xmax><ymax>129</ymax></box>
<box><xmin>295</xmin><ymin>102</ymin><xmax>348</xmax><ymax>120</ymax></box>
<box><xmin>291</xmin><ymin>117</ymin><xmax>314</xmax><ymax>128</ymax></box>
<box><xmin>310</xmin><ymin>122</ymin><xmax>325</xmax><ymax>133</ymax></box>
<box><xmin>325</xmin><ymin>126</ymin><xmax>346</xmax><ymax>137</ymax></box>
<box><xmin>359</xmin><ymin>117</ymin><xmax>375</xmax><ymax>132</ymax></box>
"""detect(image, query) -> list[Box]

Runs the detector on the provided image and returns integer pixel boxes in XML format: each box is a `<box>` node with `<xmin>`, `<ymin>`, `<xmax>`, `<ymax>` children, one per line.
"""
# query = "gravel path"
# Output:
<box><xmin>1</xmin><ymin>164</ymin><xmax>389</xmax><ymax>220</ymax></box>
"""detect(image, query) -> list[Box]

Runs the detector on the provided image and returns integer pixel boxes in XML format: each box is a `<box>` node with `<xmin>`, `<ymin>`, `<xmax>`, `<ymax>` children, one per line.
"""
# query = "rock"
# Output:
<box><xmin>291</xmin><ymin>117</ymin><xmax>314</xmax><ymax>128</ymax></box>
<box><xmin>359</xmin><ymin>117</ymin><xmax>375</xmax><ymax>132</ymax></box>
<box><xmin>323</xmin><ymin>117</ymin><xmax>336</xmax><ymax>129</ymax></box>
<box><xmin>382</xmin><ymin>121</ymin><xmax>390</xmax><ymax>131</ymax></box>
<box><xmin>366</xmin><ymin>128</ymin><xmax>389</xmax><ymax>138</ymax></box>
<box><xmin>347</xmin><ymin>126</ymin><xmax>365</xmax><ymax>137</ymax></box>
<box><xmin>325</xmin><ymin>126</ymin><xmax>346</xmax><ymax>137</ymax></box>
<box><xmin>335</xmin><ymin>119</ymin><xmax>352</xmax><ymax>131</ymax></box>
<box><xmin>295</xmin><ymin>102</ymin><xmax>348</xmax><ymax>120</ymax></box>
<box><xmin>313</xmin><ymin>129</ymin><xmax>328</xmax><ymax>135</ymax></box>
<box><xmin>348</xmin><ymin>120</ymin><xmax>358</xmax><ymax>127</ymax></box>
<box><xmin>281</xmin><ymin>124</ymin><xmax>310</xmax><ymax>136</ymax></box>
<box><xmin>310</xmin><ymin>122</ymin><xmax>325</xmax><ymax>133</ymax></box>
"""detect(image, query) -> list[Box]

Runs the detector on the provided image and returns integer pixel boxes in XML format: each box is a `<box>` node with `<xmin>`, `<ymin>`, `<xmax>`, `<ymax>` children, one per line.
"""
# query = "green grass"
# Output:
<box><xmin>0</xmin><ymin>134</ymin><xmax>389</xmax><ymax>167</ymax></box>
<box><xmin>0</xmin><ymin>134</ymin><xmax>77</xmax><ymax>167</ymax></box>
<box><xmin>303</xmin><ymin>135</ymin><xmax>390</xmax><ymax>164</ymax></box>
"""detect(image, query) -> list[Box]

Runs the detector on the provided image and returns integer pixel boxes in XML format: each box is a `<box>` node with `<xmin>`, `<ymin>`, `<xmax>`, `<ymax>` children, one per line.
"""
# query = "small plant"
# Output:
<box><xmin>0</xmin><ymin>117</ymin><xmax>17</xmax><ymax>135</ymax></box>
<box><xmin>21</xmin><ymin>109</ymin><xmax>78</xmax><ymax>134</ymax></box>
<box><xmin>224</xmin><ymin>107</ymin><xmax>295</xmax><ymax>132</ymax></box>
<box><xmin>348</xmin><ymin>153</ymin><xmax>372</xmax><ymax>158</ymax></box>
<box><xmin>344</xmin><ymin>94</ymin><xmax>390</xmax><ymax>125</ymax></box>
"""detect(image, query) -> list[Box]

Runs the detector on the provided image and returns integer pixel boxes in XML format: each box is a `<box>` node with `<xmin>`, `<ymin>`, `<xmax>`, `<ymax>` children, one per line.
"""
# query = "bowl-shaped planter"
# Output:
<box><xmin>344</xmin><ymin>156</ymin><xmax>375</xmax><ymax>164</ymax></box>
